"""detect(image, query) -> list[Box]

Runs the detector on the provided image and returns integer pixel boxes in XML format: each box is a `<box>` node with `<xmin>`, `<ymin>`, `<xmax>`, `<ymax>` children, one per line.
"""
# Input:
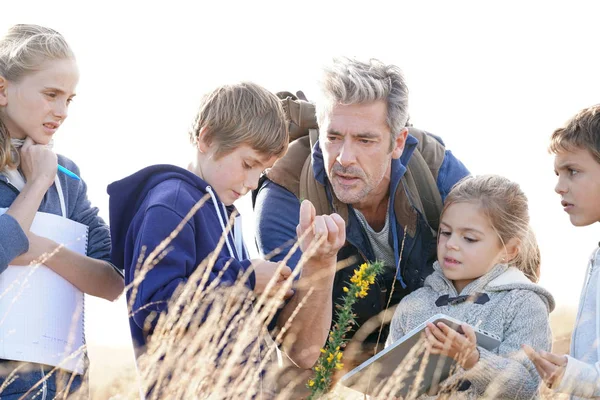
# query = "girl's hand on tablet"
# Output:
<box><xmin>425</xmin><ymin>322</ymin><xmax>479</xmax><ymax>369</ymax></box>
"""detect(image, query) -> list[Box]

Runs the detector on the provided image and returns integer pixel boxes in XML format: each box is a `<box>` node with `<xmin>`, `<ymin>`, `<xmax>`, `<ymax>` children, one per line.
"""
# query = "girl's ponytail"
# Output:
<box><xmin>0</xmin><ymin>119</ymin><xmax>17</xmax><ymax>171</ymax></box>
<box><xmin>513</xmin><ymin>227</ymin><xmax>541</xmax><ymax>283</ymax></box>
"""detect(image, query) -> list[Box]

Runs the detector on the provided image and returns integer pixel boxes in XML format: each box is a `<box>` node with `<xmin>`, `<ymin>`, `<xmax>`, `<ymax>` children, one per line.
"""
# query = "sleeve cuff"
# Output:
<box><xmin>106</xmin><ymin>261</ymin><xmax>125</xmax><ymax>278</ymax></box>
<box><xmin>555</xmin><ymin>355</ymin><xmax>600</xmax><ymax>397</ymax></box>
<box><xmin>0</xmin><ymin>213</ymin><xmax>29</xmax><ymax>271</ymax></box>
<box><xmin>241</xmin><ymin>259</ymin><xmax>255</xmax><ymax>290</ymax></box>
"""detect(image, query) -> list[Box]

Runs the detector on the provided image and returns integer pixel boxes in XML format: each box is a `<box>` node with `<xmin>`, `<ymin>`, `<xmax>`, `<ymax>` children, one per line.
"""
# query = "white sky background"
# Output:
<box><xmin>4</xmin><ymin>1</ymin><xmax>600</xmax><ymax>354</ymax></box>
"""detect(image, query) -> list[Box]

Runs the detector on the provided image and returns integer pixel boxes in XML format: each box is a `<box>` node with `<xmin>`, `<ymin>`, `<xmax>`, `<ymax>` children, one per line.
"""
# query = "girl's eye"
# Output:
<box><xmin>45</xmin><ymin>92</ymin><xmax>57</xmax><ymax>98</ymax></box>
<box><xmin>439</xmin><ymin>230</ymin><xmax>451</xmax><ymax>237</ymax></box>
<box><xmin>67</xmin><ymin>97</ymin><xmax>74</xmax><ymax>104</ymax></box>
<box><xmin>464</xmin><ymin>237</ymin><xmax>477</xmax><ymax>243</ymax></box>
<box><xmin>242</xmin><ymin>162</ymin><xmax>252</xmax><ymax>170</ymax></box>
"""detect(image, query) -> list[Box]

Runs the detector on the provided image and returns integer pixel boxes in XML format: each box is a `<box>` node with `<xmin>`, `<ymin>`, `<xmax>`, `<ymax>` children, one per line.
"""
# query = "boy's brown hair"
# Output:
<box><xmin>549</xmin><ymin>104</ymin><xmax>600</xmax><ymax>163</ymax></box>
<box><xmin>189</xmin><ymin>82</ymin><xmax>289</xmax><ymax>159</ymax></box>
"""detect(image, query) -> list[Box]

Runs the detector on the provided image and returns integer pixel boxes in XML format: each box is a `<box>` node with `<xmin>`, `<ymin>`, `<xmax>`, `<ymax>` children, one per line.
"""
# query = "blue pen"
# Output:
<box><xmin>57</xmin><ymin>164</ymin><xmax>80</xmax><ymax>181</ymax></box>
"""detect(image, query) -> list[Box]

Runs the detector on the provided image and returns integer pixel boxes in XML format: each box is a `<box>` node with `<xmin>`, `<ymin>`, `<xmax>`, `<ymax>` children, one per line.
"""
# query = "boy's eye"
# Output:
<box><xmin>45</xmin><ymin>92</ymin><xmax>57</xmax><ymax>98</ymax></box>
<box><xmin>568</xmin><ymin>168</ymin><xmax>579</xmax><ymax>176</ymax></box>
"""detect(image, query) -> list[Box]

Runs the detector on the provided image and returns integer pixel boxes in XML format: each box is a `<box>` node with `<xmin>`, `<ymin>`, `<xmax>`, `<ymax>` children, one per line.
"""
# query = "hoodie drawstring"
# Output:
<box><xmin>205</xmin><ymin>185</ymin><xmax>237</xmax><ymax>259</ymax></box>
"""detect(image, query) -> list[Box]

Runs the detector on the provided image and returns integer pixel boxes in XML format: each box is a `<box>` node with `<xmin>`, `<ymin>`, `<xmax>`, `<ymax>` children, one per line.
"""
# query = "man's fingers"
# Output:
<box><xmin>313</xmin><ymin>215</ymin><xmax>328</xmax><ymax>239</ymax></box>
<box><xmin>331</xmin><ymin>213</ymin><xmax>346</xmax><ymax>245</ymax></box>
<box><xmin>299</xmin><ymin>199</ymin><xmax>315</xmax><ymax>230</ymax></box>
<box><xmin>323</xmin><ymin>215</ymin><xmax>339</xmax><ymax>243</ymax></box>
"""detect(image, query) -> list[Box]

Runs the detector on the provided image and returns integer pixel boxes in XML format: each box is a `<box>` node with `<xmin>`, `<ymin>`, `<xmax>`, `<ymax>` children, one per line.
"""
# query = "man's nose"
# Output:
<box><xmin>336</xmin><ymin>141</ymin><xmax>356</xmax><ymax>167</ymax></box>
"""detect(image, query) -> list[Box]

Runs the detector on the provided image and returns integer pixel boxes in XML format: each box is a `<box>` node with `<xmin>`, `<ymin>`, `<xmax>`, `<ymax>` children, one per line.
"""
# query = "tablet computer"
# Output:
<box><xmin>340</xmin><ymin>314</ymin><xmax>501</xmax><ymax>398</ymax></box>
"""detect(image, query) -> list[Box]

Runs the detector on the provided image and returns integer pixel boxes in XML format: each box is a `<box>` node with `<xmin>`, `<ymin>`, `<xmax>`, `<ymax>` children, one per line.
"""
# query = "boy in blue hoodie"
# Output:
<box><xmin>108</xmin><ymin>82</ymin><xmax>346</xmax><ymax>373</ymax></box>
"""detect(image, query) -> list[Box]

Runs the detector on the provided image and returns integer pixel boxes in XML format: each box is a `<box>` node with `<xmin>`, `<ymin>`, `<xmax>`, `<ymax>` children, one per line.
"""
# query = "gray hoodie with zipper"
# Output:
<box><xmin>387</xmin><ymin>262</ymin><xmax>555</xmax><ymax>399</ymax></box>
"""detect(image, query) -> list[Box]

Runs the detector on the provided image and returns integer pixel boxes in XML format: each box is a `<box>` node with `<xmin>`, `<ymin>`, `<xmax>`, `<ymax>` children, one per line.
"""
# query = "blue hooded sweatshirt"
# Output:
<box><xmin>107</xmin><ymin>165</ymin><xmax>255</xmax><ymax>350</ymax></box>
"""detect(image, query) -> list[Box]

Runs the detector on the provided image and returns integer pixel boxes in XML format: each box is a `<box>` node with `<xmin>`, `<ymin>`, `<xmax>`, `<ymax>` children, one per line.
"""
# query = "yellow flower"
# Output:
<box><xmin>308</xmin><ymin>379</ymin><xmax>315</xmax><ymax>387</ymax></box>
<box><xmin>335</xmin><ymin>362</ymin><xmax>344</xmax><ymax>370</ymax></box>
<box><xmin>315</xmin><ymin>366</ymin><xmax>321</xmax><ymax>372</ymax></box>
<box><xmin>327</xmin><ymin>352</ymin><xmax>334</xmax><ymax>363</ymax></box>
<box><xmin>336</xmin><ymin>352</ymin><xmax>343</xmax><ymax>361</ymax></box>
<box><xmin>320</xmin><ymin>348</ymin><xmax>326</xmax><ymax>354</ymax></box>
<box><xmin>343</xmin><ymin>287</ymin><xmax>349</xmax><ymax>293</ymax></box>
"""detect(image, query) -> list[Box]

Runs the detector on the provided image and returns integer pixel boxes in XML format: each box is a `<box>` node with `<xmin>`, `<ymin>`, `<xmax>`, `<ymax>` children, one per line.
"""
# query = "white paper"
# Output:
<box><xmin>0</xmin><ymin>209</ymin><xmax>87</xmax><ymax>374</ymax></box>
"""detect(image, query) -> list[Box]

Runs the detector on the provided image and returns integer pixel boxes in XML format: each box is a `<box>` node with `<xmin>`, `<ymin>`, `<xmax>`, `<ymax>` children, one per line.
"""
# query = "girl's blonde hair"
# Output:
<box><xmin>0</xmin><ymin>24</ymin><xmax>74</xmax><ymax>170</ymax></box>
<box><xmin>443</xmin><ymin>175</ymin><xmax>541</xmax><ymax>282</ymax></box>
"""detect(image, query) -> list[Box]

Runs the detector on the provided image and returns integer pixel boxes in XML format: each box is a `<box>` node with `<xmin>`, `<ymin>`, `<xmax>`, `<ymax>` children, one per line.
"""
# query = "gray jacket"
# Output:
<box><xmin>387</xmin><ymin>262</ymin><xmax>555</xmax><ymax>399</ymax></box>
<box><xmin>0</xmin><ymin>154</ymin><xmax>114</xmax><ymax>273</ymax></box>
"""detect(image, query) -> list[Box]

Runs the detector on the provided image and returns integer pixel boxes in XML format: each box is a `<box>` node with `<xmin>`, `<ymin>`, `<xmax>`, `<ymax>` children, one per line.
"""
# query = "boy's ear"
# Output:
<box><xmin>196</xmin><ymin>126</ymin><xmax>211</xmax><ymax>154</ymax></box>
<box><xmin>0</xmin><ymin>76</ymin><xmax>8</xmax><ymax>106</ymax></box>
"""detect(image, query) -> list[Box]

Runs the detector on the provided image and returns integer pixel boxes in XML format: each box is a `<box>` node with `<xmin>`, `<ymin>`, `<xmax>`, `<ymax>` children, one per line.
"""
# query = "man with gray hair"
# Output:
<box><xmin>255</xmin><ymin>57</ymin><xmax>470</xmax><ymax>371</ymax></box>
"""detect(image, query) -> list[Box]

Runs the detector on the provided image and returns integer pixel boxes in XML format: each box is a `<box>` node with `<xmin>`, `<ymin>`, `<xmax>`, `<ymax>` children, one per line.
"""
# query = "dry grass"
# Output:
<box><xmin>1</xmin><ymin>196</ymin><xmax>581</xmax><ymax>399</ymax></box>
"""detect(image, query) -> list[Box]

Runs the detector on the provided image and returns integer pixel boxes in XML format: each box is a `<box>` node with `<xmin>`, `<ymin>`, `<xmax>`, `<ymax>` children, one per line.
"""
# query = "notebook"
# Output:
<box><xmin>0</xmin><ymin>209</ymin><xmax>88</xmax><ymax>374</ymax></box>
<box><xmin>340</xmin><ymin>314</ymin><xmax>501</xmax><ymax>398</ymax></box>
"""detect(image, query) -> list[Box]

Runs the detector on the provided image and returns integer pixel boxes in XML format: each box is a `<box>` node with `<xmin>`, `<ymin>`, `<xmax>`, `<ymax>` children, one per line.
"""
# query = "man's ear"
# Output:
<box><xmin>0</xmin><ymin>76</ymin><xmax>8</xmax><ymax>106</ymax></box>
<box><xmin>391</xmin><ymin>127</ymin><xmax>409</xmax><ymax>159</ymax></box>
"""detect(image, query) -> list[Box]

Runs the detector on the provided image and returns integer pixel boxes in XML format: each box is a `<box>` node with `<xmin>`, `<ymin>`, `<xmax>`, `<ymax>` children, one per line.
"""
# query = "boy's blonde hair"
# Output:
<box><xmin>0</xmin><ymin>24</ymin><xmax>75</xmax><ymax>170</ymax></box>
<box><xmin>189</xmin><ymin>82</ymin><xmax>288</xmax><ymax>159</ymax></box>
<box><xmin>443</xmin><ymin>175</ymin><xmax>541</xmax><ymax>282</ymax></box>
<box><xmin>549</xmin><ymin>104</ymin><xmax>600</xmax><ymax>162</ymax></box>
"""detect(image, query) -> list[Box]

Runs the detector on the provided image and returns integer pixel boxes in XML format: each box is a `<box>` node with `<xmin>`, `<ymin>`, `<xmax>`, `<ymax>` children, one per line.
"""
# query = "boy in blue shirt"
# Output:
<box><xmin>524</xmin><ymin>104</ymin><xmax>600</xmax><ymax>398</ymax></box>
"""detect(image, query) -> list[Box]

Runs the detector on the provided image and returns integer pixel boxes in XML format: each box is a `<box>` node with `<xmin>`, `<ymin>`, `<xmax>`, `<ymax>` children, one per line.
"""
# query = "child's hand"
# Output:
<box><xmin>522</xmin><ymin>344</ymin><xmax>567</xmax><ymax>389</ymax></box>
<box><xmin>251</xmin><ymin>259</ymin><xmax>294</xmax><ymax>299</ymax></box>
<box><xmin>11</xmin><ymin>232</ymin><xmax>58</xmax><ymax>266</ymax></box>
<box><xmin>425</xmin><ymin>322</ymin><xmax>479</xmax><ymax>370</ymax></box>
<box><xmin>19</xmin><ymin>136</ymin><xmax>57</xmax><ymax>190</ymax></box>
<box><xmin>296</xmin><ymin>199</ymin><xmax>345</xmax><ymax>264</ymax></box>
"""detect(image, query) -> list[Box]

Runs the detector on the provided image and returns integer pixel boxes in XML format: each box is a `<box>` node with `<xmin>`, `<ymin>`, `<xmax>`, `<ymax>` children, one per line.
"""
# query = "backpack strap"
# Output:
<box><xmin>404</xmin><ymin>127</ymin><xmax>444</xmax><ymax>232</ymax></box>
